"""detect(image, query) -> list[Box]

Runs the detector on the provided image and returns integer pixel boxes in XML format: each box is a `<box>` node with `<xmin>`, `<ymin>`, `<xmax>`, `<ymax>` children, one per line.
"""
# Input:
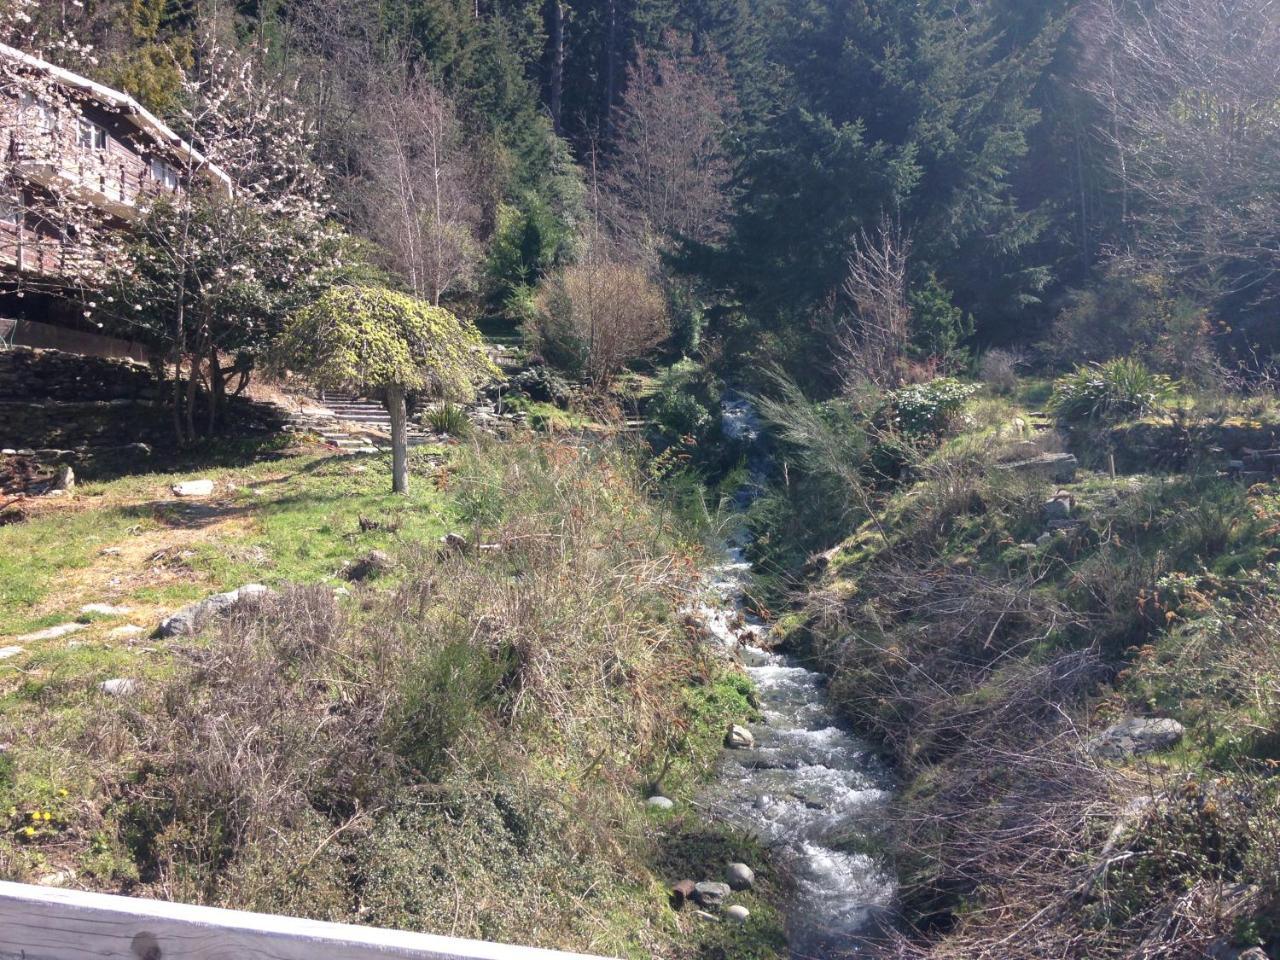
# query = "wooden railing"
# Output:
<box><xmin>0</xmin><ymin>881</ymin><xmax>613</xmax><ymax>960</ymax></box>
<box><xmin>9</xmin><ymin>129</ymin><xmax>174</xmax><ymax>214</ymax></box>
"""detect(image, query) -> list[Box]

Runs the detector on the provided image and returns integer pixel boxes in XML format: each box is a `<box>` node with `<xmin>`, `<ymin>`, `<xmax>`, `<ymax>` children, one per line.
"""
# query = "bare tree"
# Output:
<box><xmin>835</xmin><ymin>218</ymin><xmax>913</xmax><ymax>391</ymax></box>
<box><xmin>361</xmin><ymin>71</ymin><xmax>481</xmax><ymax>307</ymax></box>
<box><xmin>533</xmin><ymin>244</ymin><xmax>670</xmax><ymax>385</ymax></box>
<box><xmin>604</xmin><ymin>38</ymin><xmax>736</xmax><ymax>249</ymax></box>
<box><xmin>1080</xmin><ymin>0</ymin><xmax>1280</xmax><ymax>301</ymax></box>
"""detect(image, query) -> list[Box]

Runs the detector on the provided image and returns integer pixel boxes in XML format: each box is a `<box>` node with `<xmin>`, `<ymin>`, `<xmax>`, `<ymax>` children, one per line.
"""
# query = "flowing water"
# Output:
<box><xmin>695</xmin><ymin>398</ymin><xmax>896</xmax><ymax>957</ymax></box>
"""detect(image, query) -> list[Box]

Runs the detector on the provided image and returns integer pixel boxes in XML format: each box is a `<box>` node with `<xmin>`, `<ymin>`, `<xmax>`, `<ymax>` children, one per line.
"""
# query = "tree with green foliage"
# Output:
<box><xmin>690</xmin><ymin>0</ymin><xmax>1064</xmax><ymax>386</ymax></box>
<box><xmin>279</xmin><ymin>286</ymin><xmax>498</xmax><ymax>493</ymax></box>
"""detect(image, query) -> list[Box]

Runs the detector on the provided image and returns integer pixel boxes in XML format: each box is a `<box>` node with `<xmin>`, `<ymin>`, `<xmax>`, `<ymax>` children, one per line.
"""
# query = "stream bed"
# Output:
<box><xmin>697</xmin><ymin>399</ymin><xmax>896</xmax><ymax>957</ymax></box>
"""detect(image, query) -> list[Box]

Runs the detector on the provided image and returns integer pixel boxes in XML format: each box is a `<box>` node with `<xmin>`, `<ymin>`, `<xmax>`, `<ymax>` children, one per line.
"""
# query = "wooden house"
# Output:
<box><xmin>0</xmin><ymin>42</ymin><xmax>230</xmax><ymax>281</ymax></box>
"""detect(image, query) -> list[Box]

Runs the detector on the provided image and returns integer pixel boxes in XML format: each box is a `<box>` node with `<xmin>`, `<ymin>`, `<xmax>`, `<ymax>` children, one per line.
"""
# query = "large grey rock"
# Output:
<box><xmin>725</xmin><ymin>905</ymin><xmax>750</xmax><ymax>924</ymax></box>
<box><xmin>724</xmin><ymin>724</ymin><xmax>755</xmax><ymax>750</ymax></box>
<box><xmin>726</xmin><ymin>862</ymin><xmax>755</xmax><ymax>891</ymax></box>
<box><xmin>1043</xmin><ymin>492</ymin><xmax>1073</xmax><ymax>523</ymax></box>
<box><xmin>1089</xmin><ymin>718</ymin><xmax>1184</xmax><ymax>760</ymax></box>
<box><xmin>16</xmin><ymin>623</ymin><xmax>86</xmax><ymax>643</ymax></box>
<box><xmin>106</xmin><ymin>625</ymin><xmax>146</xmax><ymax>641</ymax></box>
<box><xmin>694</xmin><ymin>881</ymin><xmax>731</xmax><ymax>908</ymax></box>
<box><xmin>171</xmin><ymin>479</ymin><xmax>215</xmax><ymax>498</ymax></box>
<box><xmin>0</xmin><ymin>645</ymin><xmax>24</xmax><ymax>660</ymax></box>
<box><xmin>157</xmin><ymin>584</ymin><xmax>275</xmax><ymax>637</ymax></box>
<box><xmin>54</xmin><ymin>464</ymin><xmax>75</xmax><ymax>491</ymax></box>
<box><xmin>645</xmin><ymin>795</ymin><xmax>675</xmax><ymax>811</ymax></box>
<box><xmin>81</xmin><ymin>603</ymin><xmax>131</xmax><ymax>617</ymax></box>
<box><xmin>997</xmin><ymin>453</ymin><xmax>1078</xmax><ymax>484</ymax></box>
<box><xmin>98</xmin><ymin>678</ymin><xmax>138</xmax><ymax>697</ymax></box>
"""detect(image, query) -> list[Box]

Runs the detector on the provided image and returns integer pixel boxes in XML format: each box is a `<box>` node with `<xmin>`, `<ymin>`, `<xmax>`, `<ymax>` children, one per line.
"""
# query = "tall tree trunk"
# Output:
<box><xmin>171</xmin><ymin>355</ymin><xmax>186</xmax><ymax>445</ymax></box>
<box><xmin>549</xmin><ymin>0</ymin><xmax>565</xmax><ymax>134</ymax></box>
<box><xmin>172</xmin><ymin>294</ymin><xmax>188</xmax><ymax>445</ymax></box>
<box><xmin>604</xmin><ymin>0</ymin><xmax>618</xmax><ymax>132</ymax></box>
<box><xmin>208</xmin><ymin>347</ymin><xmax>225</xmax><ymax>436</ymax></box>
<box><xmin>387</xmin><ymin>383</ymin><xmax>409</xmax><ymax>495</ymax></box>
<box><xmin>184</xmin><ymin>354</ymin><xmax>198</xmax><ymax>442</ymax></box>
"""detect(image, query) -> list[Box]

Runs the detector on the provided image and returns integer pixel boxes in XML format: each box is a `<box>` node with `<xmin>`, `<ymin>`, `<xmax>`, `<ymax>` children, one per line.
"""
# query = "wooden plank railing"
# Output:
<box><xmin>0</xmin><ymin>881</ymin><xmax>614</xmax><ymax>960</ymax></box>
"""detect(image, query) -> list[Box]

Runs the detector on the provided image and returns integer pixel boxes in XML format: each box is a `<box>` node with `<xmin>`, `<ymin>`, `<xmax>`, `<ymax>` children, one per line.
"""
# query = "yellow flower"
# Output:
<box><xmin>57</xmin><ymin>789</ymin><xmax>68</xmax><ymax>798</ymax></box>
<box><xmin>42</xmin><ymin>812</ymin><xmax>53</xmax><ymax>822</ymax></box>
<box><xmin>27</xmin><ymin>811</ymin><xmax>40</xmax><ymax>821</ymax></box>
<box><xmin>21</xmin><ymin>826</ymin><xmax>36</xmax><ymax>837</ymax></box>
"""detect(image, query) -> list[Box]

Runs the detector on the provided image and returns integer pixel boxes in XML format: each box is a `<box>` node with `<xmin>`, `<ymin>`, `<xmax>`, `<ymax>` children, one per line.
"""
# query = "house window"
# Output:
<box><xmin>18</xmin><ymin>92</ymin><xmax>54</xmax><ymax>130</ymax></box>
<box><xmin>77</xmin><ymin>118</ymin><xmax>108</xmax><ymax>151</ymax></box>
<box><xmin>149</xmin><ymin>158</ymin><xmax>179</xmax><ymax>190</ymax></box>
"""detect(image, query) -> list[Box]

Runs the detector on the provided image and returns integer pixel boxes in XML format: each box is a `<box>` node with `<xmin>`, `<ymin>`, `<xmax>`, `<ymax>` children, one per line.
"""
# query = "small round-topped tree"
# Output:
<box><xmin>280</xmin><ymin>286</ymin><xmax>498</xmax><ymax>493</ymax></box>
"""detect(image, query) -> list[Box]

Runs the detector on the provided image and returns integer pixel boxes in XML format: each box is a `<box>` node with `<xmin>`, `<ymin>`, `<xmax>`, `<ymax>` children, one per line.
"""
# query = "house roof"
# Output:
<box><xmin>0</xmin><ymin>42</ymin><xmax>233</xmax><ymax>194</ymax></box>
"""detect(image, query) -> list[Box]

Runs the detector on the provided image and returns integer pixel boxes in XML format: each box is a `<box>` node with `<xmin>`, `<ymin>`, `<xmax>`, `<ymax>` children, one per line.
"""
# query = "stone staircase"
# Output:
<box><xmin>320</xmin><ymin>390</ymin><xmax>395</xmax><ymax>429</ymax></box>
<box><xmin>278</xmin><ymin>390</ymin><xmax>434</xmax><ymax>453</ymax></box>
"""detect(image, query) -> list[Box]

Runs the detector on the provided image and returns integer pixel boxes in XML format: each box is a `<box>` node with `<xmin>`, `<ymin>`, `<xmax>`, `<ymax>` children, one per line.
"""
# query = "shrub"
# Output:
<box><xmin>529</xmin><ymin>254</ymin><xmax>671</xmax><ymax>384</ymax></box>
<box><xmin>977</xmin><ymin>348</ymin><xmax>1025</xmax><ymax>394</ymax></box>
<box><xmin>647</xmin><ymin>361</ymin><xmax>720</xmax><ymax>444</ymax></box>
<box><xmin>1045</xmin><ymin>270</ymin><xmax>1221</xmax><ymax>385</ymax></box>
<box><xmin>1048</xmin><ymin>358</ymin><xmax>1177</xmax><ymax>425</ymax></box>
<box><xmin>422</xmin><ymin>401</ymin><xmax>471</xmax><ymax>437</ymax></box>
<box><xmin>908</xmin><ymin>271</ymin><xmax>974</xmax><ymax>370</ymax></box>
<box><xmin>505</xmin><ymin>366</ymin><xmax>573</xmax><ymax>408</ymax></box>
<box><xmin>886</xmin><ymin>377</ymin><xmax>979</xmax><ymax>435</ymax></box>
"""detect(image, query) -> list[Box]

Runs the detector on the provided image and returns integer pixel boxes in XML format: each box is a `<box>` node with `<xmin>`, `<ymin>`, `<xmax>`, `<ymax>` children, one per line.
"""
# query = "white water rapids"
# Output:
<box><xmin>694</xmin><ymin>399</ymin><xmax>896</xmax><ymax>957</ymax></box>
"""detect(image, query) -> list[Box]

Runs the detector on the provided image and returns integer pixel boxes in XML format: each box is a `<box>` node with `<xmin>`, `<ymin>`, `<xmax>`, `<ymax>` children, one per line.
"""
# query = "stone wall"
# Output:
<box><xmin>0</xmin><ymin>347</ymin><xmax>286</xmax><ymax>453</ymax></box>
<box><xmin>0</xmin><ymin>400</ymin><xmax>175</xmax><ymax>450</ymax></box>
<box><xmin>0</xmin><ymin>346</ymin><xmax>157</xmax><ymax>402</ymax></box>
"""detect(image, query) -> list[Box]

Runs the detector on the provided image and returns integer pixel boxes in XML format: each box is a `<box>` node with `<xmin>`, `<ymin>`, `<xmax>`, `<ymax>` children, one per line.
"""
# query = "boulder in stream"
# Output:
<box><xmin>724</xmin><ymin>724</ymin><xmax>755</xmax><ymax>749</ymax></box>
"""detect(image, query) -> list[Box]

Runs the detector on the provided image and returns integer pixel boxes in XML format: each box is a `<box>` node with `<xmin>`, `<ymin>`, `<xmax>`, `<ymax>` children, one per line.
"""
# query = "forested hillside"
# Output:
<box><xmin>19</xmin><ymin>0</ymin><xmax>1277</xmax><ymax>372</ymax></box>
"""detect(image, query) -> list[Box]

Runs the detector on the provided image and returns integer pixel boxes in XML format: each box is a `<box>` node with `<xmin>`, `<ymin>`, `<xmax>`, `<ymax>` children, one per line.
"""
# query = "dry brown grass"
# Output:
<box><xmin>52</xmin><ymin>435</ymin><xmax>760</xmax><ymax>956</ymax></box>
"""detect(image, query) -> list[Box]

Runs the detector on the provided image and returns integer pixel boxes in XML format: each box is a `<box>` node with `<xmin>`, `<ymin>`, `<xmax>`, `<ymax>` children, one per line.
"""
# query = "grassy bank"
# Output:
<box><xmin>764</xmin><ymin>379</ymin><xmax>1280</xmax><ymax>958</ymax></box>
<box><xmin>0</xmin><ymin>436</ymin><xmax>785</xmax><ymax>959</ymax></box>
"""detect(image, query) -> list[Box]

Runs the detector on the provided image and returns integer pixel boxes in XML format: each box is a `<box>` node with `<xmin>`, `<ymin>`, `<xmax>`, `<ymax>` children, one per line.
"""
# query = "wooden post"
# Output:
<box><xmin>0</xmin><ymin>880</ymin><xmax>611</xmax><ymax>960</ymax></box>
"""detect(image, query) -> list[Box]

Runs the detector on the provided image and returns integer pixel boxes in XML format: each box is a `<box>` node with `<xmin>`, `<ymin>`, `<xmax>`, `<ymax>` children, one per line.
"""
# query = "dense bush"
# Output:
<box><xmin>527</xmin><ymin>255</ymin><xmax>670</xmax><ymax>384</ymax></box>
<box><xmin>1049</xmin><ymin>358</ymin><xmax>1177</xmax><ymax>425</ymax></box>
<box><xmin>885</xmin><ymin>377</ymin><xmax>979</xmax><ymax>435</ymax></box>
<box><xmin>647</xmin><ymin>361</ymin><xmax>720</xmax><ymax>444</ymax></box>
<box><xmin>1045</xmin><ymin>271</ymin><xmax>1221</xmax><ymax>385</ymax></box>
<box><xmin>505</xmin><ymin>365</ymin><xmax>573</xmax><ymax>408</ymax></box>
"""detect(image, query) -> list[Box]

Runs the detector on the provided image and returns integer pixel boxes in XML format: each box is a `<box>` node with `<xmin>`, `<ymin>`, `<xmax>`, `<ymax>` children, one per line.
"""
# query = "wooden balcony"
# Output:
<box><xmin>10</xmin><ymin>129</ymin><xmax>175</xmax><ymax>222</ymax></box>
<box><xmin>0</xmin><ymin>881</ymin><xmax>612</xmax><ymax>960</ymax></box>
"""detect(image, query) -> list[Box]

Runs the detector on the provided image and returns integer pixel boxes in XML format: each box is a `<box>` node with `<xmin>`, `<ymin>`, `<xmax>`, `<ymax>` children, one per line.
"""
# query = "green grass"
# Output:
<box><xmin>504</xmin><ymin>396</ymin><xmax>595</xmax><ymax>431</ymax></box>
<box><xmin>0</xmin><ymin>445</ymin><xmax>450</xmax><ymax>636</ymax></box>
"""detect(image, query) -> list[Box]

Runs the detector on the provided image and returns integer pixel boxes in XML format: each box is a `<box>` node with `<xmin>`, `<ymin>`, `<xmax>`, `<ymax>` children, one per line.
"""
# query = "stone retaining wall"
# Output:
<box><xmin>0</xmin><ymin>346</ymin><xmax>156</xmax><ymax>402</ymax></box>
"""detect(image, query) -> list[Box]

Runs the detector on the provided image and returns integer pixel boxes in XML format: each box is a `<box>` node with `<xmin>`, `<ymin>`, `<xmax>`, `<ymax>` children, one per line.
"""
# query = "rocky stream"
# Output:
<box><xmin>694</xmin><ymin>400</ymin><xmax>896</xmax><ymax>957</ymax></box>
